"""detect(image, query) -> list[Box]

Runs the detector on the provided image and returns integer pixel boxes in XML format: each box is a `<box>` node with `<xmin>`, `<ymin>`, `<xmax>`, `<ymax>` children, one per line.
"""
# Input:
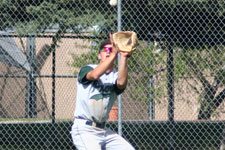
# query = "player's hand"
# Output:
<box><xmin>110</xmin><ymin>33</ymin><xmax>132</xmax><ymax>58</ymax></box>
<box><xmin>109</xmin><ymin>33</ymin><xmax>118</xmax><ymax>56</ymax></box>
<box><xmin>119</xmin><ymin>50</ymin><xmax>132</xmax><ymax>58</ymax></box>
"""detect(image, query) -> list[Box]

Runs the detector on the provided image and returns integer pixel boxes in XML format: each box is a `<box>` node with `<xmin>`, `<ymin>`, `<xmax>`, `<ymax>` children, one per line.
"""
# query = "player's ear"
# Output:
<box><xmin>98</xmin><ymin>53</ymin><xmax>101</xmax><ymax>61</ymax></box>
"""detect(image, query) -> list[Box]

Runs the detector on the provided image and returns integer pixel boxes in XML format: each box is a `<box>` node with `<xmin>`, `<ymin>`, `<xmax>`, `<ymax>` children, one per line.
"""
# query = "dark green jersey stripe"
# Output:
<box><xmin>78</xmin><ymin>66</ymin><xmax>93</xmax><ymax>84</ymax></box>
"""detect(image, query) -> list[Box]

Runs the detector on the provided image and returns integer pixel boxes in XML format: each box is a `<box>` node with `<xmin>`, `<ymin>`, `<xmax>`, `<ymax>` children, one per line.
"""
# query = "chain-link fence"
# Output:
<box><xmin>0</xmin><ymin>0</ymin><xmax>224</xmax><ymax>150</ymax></box>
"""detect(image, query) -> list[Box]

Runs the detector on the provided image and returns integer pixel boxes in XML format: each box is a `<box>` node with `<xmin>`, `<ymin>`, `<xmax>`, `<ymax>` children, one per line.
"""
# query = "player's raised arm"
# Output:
<box><xmin>113</xmin><ymin>31</ymin><xmax>138</xmax><ymax>89</ymax></box>
<box><xmin>116</xmin><ymin>50</ymin><xmax>131</xmax><ymax>89</ymax></box>
<box><xmin>86</xmin><ymin>36</ymin><xmax>118</xmax><ymax>81</ymax></box>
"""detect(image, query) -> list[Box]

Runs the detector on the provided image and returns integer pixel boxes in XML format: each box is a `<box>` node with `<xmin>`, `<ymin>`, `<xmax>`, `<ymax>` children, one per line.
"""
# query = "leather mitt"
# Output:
<box><xmin>112</xmin><ymin>31</ymin><xmax>138</xmax><ymax>52</ymax></box>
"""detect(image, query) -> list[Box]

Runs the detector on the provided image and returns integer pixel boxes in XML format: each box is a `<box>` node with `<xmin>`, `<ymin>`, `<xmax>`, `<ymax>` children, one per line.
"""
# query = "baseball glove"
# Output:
<box><xmin>112</xmin><ymin>31</ymin><xmax>138</xmax><ymax>52</ymax></box>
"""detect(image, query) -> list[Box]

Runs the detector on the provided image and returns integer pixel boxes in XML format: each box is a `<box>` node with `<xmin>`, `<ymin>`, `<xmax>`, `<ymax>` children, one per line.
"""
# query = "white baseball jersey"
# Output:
<box><xmin>74</xmin><ymin>64</ymin><xmax>124</xmax><ymax>123</ymax></box>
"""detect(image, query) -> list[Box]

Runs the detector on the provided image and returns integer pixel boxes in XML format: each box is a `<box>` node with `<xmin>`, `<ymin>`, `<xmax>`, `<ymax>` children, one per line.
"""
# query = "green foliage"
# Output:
<box><xmin>0</xmin><ymin>0</ymin><xmax>20</xmax><ymax>29</ymax></box>
<box><xmin>148</xmin><ymin>0</ymin><xmax>225</xmax><ymax>14</ymax></box>
<box><xmin>124</xmin><ymin>41</ymin><xmax>168</xmax><ymax>103</ymax></box>
<box><xmin>70</xmin><ymin>50</ymin><xmax>98</xmax><ymax>73</ymax></box>
<box><xmin>15</xmin><ymin>1</ymin><xmax>79</xmax><ymax>35</ymax></box>
<box><xmin>0</xmin><ymin>0</ymin><xmax>117</xmax><ymax>35</ymax></box>
<box><xmin>177</xmin><ymin>46</ymin><xmax>225</xmax><ymax>77</ymax></box>
<box><xmin>128</xmin><ymin>43</ymin><xmax>224</xmax><ymax>104</ymax></box>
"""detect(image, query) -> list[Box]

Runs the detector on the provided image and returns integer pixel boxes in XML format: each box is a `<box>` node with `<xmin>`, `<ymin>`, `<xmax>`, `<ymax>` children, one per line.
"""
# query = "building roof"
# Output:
<box><xmin>0</xmin><ymin>31</ymin><xmax>31</xmax><ymax>71</ymax></box>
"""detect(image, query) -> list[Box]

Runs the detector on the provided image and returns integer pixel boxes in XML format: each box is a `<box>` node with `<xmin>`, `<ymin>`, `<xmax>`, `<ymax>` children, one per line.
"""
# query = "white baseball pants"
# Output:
<box><xmin>70</xmin><ymin>119</ymin><xmax>135</xmax><ymax>150</ymax></box>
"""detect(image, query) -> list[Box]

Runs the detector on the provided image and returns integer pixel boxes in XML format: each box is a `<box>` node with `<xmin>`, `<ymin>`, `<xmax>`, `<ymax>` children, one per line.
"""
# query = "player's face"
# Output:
<box><xmin>98</xmin><ymin>44</ymin><xmax>112</xmax><ymax>62</ymax></box>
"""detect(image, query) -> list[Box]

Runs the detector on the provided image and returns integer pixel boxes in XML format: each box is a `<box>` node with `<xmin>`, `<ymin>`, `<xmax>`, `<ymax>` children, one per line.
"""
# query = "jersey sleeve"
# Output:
<box><xmin>78</xmin><ymin>65</ymin><xmax>94</xmax><ymax>84</ymax></box>
<box><xmin>114</xmin><ymin>80</ymin><xmax>126</xmax><ymax>95</ymax></box>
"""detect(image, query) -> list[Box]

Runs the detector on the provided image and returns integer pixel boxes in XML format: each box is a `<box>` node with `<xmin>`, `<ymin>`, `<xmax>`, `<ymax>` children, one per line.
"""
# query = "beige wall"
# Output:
<box><xmin>1</xmin><ymin>34</ymin><xmax>223</xmax><ymax>121</ymax></box>
<box><xmin>11</xmin><ymin>34</ymin><xmax>91</xmax><ymax>120</ymax></box>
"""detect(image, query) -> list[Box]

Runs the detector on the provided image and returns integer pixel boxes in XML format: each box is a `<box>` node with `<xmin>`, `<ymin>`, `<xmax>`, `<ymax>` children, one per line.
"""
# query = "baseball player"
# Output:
<box><xmin>70</xmin><ymin>34</ymin><xmax>135</xmax><ymax>150</ymax></box>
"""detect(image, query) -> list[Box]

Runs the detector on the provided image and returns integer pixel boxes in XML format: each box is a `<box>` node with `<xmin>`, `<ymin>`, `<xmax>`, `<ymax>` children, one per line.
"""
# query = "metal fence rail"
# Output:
<box><xmin>0</xmin><ymin>0</ymin><xmax>224</xmax><ymax>149</ymax></box>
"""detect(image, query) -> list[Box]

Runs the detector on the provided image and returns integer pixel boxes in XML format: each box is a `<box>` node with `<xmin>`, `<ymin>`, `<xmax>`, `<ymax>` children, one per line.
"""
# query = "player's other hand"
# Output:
<box><xmin>119</xmin><ymin>50</ymin><xmax>132</xmax><ymax>58</ymax></box>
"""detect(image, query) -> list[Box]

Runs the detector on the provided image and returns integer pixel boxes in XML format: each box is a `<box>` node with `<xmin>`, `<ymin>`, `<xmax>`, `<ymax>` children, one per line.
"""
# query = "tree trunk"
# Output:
<box><xmin>198</xmin><ymin>88</ymin><xmax>225</xmax><ymax>120</ymax></box>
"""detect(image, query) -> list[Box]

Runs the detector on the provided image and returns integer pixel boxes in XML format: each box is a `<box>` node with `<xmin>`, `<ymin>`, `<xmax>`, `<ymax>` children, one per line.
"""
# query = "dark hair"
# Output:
<box><xmin>99</xmin><ymin>40</ymin><xmax>111</xmax><ymax>52</ymax></box>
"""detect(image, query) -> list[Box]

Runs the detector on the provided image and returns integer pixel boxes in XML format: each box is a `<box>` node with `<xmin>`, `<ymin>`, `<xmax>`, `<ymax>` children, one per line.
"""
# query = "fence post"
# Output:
<box><xmin>148</xmin><ymin>76</ymin><xmax>155</xmax><ymax>120</ymax></box>
<box><xmin>221</xmin><ymin>123</ymin><xmax>225</xmax><ymax>150</ymax></box>
<box><xmin>147</xmin><ymin>34</ymin><xmax>154</xmax><ymax>120</ymax></box>
<box><xmin>167</xmin><ymin>43</ymin><xmax>175</xmax><ymax>150</ymax></box>
<box><xmin>52</xmin><ymin>42</ymin><xmax>56</xmax><ymax>124</ymax></box>
<box><xmin>117</xmin><ymin>0</ymin><xmax>123</xmax><ymax>136</ymax></box>
<box><xmin>25</xmin><ymin>36</ymin><xmax>37</xmax><ymax>118</ymax></box>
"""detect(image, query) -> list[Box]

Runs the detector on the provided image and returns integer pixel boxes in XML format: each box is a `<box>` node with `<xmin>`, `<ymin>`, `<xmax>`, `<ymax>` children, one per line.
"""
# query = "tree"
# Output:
<box><xmin>175</xmin><ymin>45</ymin><xmax>225</xmax><ymax>120</ymax></box>
<box><xmin>122</xmin><ymin>0</ymin><xmax>225</xmax><ymax>120</ymax></box>
<box><xmin>0</xmin><ymin>0</ymin><xmax>116</xmax><ymax>118</ymax></box>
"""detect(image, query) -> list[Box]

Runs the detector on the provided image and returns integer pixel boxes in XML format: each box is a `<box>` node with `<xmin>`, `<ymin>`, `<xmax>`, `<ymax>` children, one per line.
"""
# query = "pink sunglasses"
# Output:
<box><xmin>103</xmin><ymin>47</ymin><xmax>112</xmax><ymax>53</ymax></box>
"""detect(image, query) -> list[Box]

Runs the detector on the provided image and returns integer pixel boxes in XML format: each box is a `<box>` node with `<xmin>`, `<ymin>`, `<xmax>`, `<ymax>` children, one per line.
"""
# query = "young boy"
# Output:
<box><xmin>71</xmin><ymin>34</ymin><xmax>135</xmax><ymax>150</ymax></box>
